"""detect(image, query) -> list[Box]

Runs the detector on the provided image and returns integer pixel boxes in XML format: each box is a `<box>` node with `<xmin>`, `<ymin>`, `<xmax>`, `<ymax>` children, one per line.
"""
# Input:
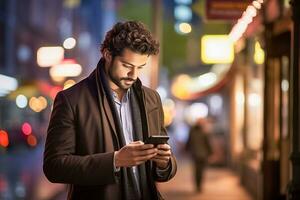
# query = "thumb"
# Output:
<box><xmin>130</xmin><ymin>140</ymin><xmax>144</xmax><ymax>145</ymax></box>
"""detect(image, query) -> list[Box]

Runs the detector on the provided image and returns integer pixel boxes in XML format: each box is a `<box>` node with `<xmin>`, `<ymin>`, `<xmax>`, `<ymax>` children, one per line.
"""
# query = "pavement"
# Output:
<box><xmin>1</xmin><ymin>145</ymin><xmax>253</xmax><ymax>200</ymax></box>
<box><xmin>157</xmin><ymin>157</ymin><xmax>253</xmax><ymax>200</ymax></box>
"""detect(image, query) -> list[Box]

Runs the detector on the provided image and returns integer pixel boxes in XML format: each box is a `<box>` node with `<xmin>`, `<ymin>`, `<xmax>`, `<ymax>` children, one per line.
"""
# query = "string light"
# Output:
<box><xmin>229</xmin><ymin>0</ymin><xmax>264</xmax><ymax>42</ymax></box>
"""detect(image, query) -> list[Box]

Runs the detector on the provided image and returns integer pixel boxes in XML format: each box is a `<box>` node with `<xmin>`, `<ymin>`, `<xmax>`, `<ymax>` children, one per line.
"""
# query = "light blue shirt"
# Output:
<box><xmin>112</xmin><ymin>89</ymin><xmax>134</xmax><ymax>145</ymax></box>
<box><xmin>112</xmin><ymin>88</ymin><xmax>170</xmax><ymax>187</ymax></box>
<box><xmin>112</xmin><ymin>89</ymin><xmax>141</xmax><ymax>192</ymax></box>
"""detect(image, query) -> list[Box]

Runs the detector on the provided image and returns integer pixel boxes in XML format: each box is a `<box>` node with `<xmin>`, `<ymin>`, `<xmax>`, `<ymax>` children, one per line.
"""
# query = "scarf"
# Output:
<box><xmin>95</xmin><ymin>58</ymin><xmax>159</xmax><ymax>200</ymax></box>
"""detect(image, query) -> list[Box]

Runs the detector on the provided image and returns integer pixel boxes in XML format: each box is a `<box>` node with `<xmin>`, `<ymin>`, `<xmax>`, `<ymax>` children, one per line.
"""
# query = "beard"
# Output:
<box><xmin>107</xmin><ymin>65</ymin><xmax>136</xmax><ymax>90</ymax></box>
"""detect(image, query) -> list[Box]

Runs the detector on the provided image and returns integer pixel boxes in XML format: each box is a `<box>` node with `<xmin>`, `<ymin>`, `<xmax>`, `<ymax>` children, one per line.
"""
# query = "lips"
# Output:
<box><xmin>124</xmin><ymin>80</ymin><xmax>134</xmax><ymax>85</ymax></box>
<box><xmin>122</xmin><ymin>78</ymin><xmax>135</xmax><ymax>84</ymax></box>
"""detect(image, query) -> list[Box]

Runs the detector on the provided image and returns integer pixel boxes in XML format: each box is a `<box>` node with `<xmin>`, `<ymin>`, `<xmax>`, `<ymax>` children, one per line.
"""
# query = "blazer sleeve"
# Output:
<box><xmin>152</xmin><ymin>91</ymin><xmax>177</xmax><ymax>182</ymax></box>
<box><xmin>43</xmin><ymin>92</ymin><xmax>117</xmax><ymax>186</ymax></box>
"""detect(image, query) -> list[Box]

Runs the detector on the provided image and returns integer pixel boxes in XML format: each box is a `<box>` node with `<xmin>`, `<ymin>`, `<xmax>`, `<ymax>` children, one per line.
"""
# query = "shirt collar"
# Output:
<box><xmin>111</xmin><ymin>88</ymin><xmax>131</xmax><ymax>103</ymax></box>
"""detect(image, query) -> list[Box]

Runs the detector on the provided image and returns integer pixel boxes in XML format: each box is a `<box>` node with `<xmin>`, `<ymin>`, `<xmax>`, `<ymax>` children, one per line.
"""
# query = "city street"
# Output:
<box><xmin>0</xmin><ymin>145</ymin><xmax>65</xmax><ymax>200</ymax></box>
<box><xmin>158</xmin><ymin>157</ymin><xmax>253</xmax><ymax>200</ymax></box>
<box><xmin>0</xmin><ymin>0</ymin><xmax>299</xmax><ymax>199</ymax></box>
<box><xmin>1</xmin><ymin>146</ymin><xmax>252</xmax><ymax>200</ymax></box>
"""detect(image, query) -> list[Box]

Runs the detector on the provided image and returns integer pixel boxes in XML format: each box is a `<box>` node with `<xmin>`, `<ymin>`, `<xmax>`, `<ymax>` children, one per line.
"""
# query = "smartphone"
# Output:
<box><xmin>145</xmin><ymin>135</ymin><xmax>169</xmax><ymax>146</ymax></box>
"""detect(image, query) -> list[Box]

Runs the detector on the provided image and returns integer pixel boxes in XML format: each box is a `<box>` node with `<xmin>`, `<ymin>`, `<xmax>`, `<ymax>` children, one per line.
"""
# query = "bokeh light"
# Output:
<box><xmin>0</xmin><ymin>130</ymin><xmax>9</xmax><ymax>148</ymax></box>
<box><xmin>50</xmin><ymin>59</ymin><xmax>82</xmax><ymax>79</ymax></box>
<box><xmin>184</xmin><ymin>102</ymin><xmax>209</xmax><ymax>125</ymax></box>
<box><xmin>29</xmin><ymin>96</ymin><xmax>48</xmax><ymax>112</ymax></box>
<box><xmin>27</xmin><ymin>135</ymin><xmax>37</xmax><ymax>147</ymax></box>
<box><xmin>281</xmin><ymin>79</ymin><xmax>289</xmax><ymax>92</ymax></box>
<box><xmin>37</xmin><ymin>46</ymin><xmax>64</xmax><ymax>67</ymax></box>
<box><xmin>63</xmin><ymin>37</ymin><xmax>76</xmax><ymax>49</ymax></box>
<box><xmin>174</xmin><ymin>5</ymin><xmax>192</xmax><ymax>21</ymax></box>
<box><xmin>163</xmin><ymin>99</ymin><xmax>176</xmax><ymax>127</ymax></box>
<box><xmin>0</xmin><ymin>74</ymin><xmax>18</xmax><ymax>97</ymax></box>
<box><xmin>63</xmin><ymin>79</ymin><xmax>76</xmax><ymax>90</ymax></box>
<box><xmin>254</xmin><ymin>41</ymin><xmax>265</xmax><ymax>64</ymax></box>
<box><xmin>16</xmin><ymin>94</ymin><xmax>28</xmax><ymax>108</ymax></box>
<box><xmin>201</xmin><ymin>35</ymin><xmax>234</xmax><ymax>64</ymax></box>
<box><xmin>179</xmin><ymin>23</ymin><xmax>192</xmax><ymax>34</ymax></box>
<box><xmin>22</xmin><ymin>122</ymin><xmax>32</xmax><ymax>136</ymax></box>
<box><xmin>175</xmin><ymin>22</ymin><xmax>192</xmax><ymax>34</ymax></box>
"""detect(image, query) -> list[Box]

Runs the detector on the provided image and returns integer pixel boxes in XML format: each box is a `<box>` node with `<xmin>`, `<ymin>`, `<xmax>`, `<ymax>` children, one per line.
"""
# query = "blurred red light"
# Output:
<box><xmin>50</xmin><ymin>86</ymin><xmax>62</xmax><ymax>100</ymax></box>
<box><xmin>61</xmin><ymin>58</ymin><xmax>76</xmax><ymax>64</ymax></box>
<box><xmin>22</xmin><ymin>123</ymin><xmax>32</xmax><ymax>136</ymax></box>
<box><xmin>0</xmin><ymin>175</ymin><xmax>8</xmax><ymax>192</ymax></box>
<box><xmin>0</xmin><ymin>130</ymin><xmax>9</xmax><ymax>147</ymax></box>
<box><xmin>27</xmin><ymin>135</ymin><xmax>37</xmax><ymax>147</ymax></box>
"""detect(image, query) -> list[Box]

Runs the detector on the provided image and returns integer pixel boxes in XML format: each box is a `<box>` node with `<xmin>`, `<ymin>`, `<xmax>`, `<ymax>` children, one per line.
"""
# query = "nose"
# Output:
<box><xmin>128</xmin><ymin>67</ymin><xmax>138</xmax><ymax>79</ymax></box>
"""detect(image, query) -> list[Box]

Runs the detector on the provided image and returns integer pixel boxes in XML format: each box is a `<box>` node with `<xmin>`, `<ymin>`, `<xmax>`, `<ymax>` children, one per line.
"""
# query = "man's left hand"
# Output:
<box><xmin>151</xmin><ymin>144</ymin><xmax>171</xmax><ymax>169</ymax></box>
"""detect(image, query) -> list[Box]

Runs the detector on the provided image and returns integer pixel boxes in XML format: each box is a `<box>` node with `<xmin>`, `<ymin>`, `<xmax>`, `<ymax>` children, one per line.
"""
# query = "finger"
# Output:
<box><xmin>131</xmin><ymin>159</ymin><xmax>149</xmax><ymax>167</ymax></box>
<box><xmin>134</xmin><ymin>152</ymin><xmax>157</xmax><ymax>162</ymax></box>
<box><xmin>132</xmin><ymin>161</ymin><xmax>144</xmax><ymax>167</ymax></box>
<box><xmin>151</xmin><ymin>158</ymin><xmax>169</xmax><ymax>164</ymax></box>
<box><xmin>127</xmin><ymin>161</ymin><xmax>144</xmax><ymax>167</ymax></box>
<box><xmin>135</xmin><ymin>144</ymin><xmax>155</xmax><ymax>150</ymax></box>
<box><xmin>157</xmin><ymin>144</ymin><xmax>171</xmax><ymax>150</ymax></box>
<box><xmin>133</xmin><ymin>148</ymin><xmax>158</xmax><ymax>156</ymax></box>
<box><xmin>128</xmin><ymin>141</ymin><xmax>148</xmax><ymax>150</ymax></box>
<box><xmin>157</xmin><ymin>150</ymin><xmax>171</xmax><ymax>156</ymax></box>
<box><xmin>129</xmin><ymin>140</ymin><xmax>144</xmax><ymax>145</ymax></box>
<box><xmin>152</xmin><ymin>155</ymin><xmax>170</xmax><ymax>161</ymax></box>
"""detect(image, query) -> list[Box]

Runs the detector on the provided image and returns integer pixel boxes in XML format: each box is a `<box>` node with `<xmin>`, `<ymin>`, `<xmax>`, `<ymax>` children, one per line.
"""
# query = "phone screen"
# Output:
<box><xmin>145</xmin><ymin>135</ymin><xmax>169</xmax><ymax>146</ymax></box>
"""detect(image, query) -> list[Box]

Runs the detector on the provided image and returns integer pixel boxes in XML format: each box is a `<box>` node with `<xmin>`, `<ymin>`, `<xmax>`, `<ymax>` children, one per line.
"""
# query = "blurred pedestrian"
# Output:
<box><xmin>186</xmin><ymin>118</ymin><xmax>213</xmax><ymax>192</ymax></box>
<box><xmin>43</xmin><ymin>21</ymin><xmax>177</xmax><ymax>200</ymax></box>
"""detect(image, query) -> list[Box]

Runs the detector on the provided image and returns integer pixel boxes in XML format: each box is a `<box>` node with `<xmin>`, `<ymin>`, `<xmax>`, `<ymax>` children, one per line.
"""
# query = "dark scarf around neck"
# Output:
<box><xmin>95</xmin><ymin>58</ymin><xmax>159</xmax><ymax>200</ymax></box>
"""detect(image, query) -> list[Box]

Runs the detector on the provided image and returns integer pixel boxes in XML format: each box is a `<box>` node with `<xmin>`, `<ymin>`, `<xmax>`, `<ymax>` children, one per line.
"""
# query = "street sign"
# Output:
<box><xmin>205</xmin><ymin>0</ymin><xmax>252</xmax><ymax>21</ymax></box>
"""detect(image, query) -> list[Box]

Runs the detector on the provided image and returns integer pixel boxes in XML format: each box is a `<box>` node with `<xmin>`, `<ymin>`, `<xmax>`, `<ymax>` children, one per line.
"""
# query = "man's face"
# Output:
<box><xmin>106</xmin><ymin>48</ymin><xmax>149</xmax><ymax>90</ymax></box>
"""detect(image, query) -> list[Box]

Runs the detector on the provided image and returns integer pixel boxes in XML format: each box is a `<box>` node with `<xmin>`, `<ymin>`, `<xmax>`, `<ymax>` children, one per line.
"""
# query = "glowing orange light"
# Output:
<box><xmin>29</xmin><ymin>96</ymin><xmax>48</xmax><ymax>112</ymax></box>
<box><xmin>63</xmin><ymin>79</ymin><xmax>76</xmax><ymax>90</ymax></box>
<box><xmin>0</xmin><ymin>130</ymin><xmax>9</xmax><ymax>147</ymax></box>
<box><xmin>27</xmin><ymin>135</ymin><xmax>37</xmax><ymax>147</ymax></box>
<box><xmin>22</xmin><ymin>123</ymin><xmax>32</xmax><ymax>136</ymax></box>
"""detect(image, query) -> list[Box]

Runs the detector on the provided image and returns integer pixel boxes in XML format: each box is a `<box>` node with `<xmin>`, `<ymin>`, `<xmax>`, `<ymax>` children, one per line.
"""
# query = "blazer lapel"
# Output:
<box><xmin>103</xmin><ymin>95</ymin><xmax>117</xmax><ymax>136</ymax></box>
<box><xmin>130</xmin><ymin>90</ymin><xmax>143</xmax><ymax>141</ymax></box>
<box><xmin>94</xmin><ymin>59</ymin><xmax>119</xmax><ymax>148</ymax></box>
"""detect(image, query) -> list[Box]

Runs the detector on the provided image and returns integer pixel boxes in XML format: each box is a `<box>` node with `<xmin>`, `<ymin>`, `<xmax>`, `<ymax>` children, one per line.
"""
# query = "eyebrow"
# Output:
<box><xmin>120</xmin><ymin>59</ymin><xmax>147</xmax><ymax>68</ymax></box>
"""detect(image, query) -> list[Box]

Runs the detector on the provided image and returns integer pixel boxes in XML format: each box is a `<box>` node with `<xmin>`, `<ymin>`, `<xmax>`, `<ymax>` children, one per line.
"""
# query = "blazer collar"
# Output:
<box><xmin>94</xmin><ymin>58</ymin><xmax>120</xmax><ymax>146</ymax></box>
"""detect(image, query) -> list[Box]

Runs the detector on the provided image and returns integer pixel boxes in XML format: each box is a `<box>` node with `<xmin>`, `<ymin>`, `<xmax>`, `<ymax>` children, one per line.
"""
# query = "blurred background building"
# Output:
<box><xmin>0</xmin><ymin>0</ymin><xmax>299</xmax><ymax>200</ymax></box>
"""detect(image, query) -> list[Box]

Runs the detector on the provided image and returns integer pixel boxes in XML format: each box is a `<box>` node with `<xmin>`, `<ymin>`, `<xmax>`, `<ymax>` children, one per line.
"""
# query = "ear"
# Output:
<box><xmin>103</xmin><ymin>49</ymin><xmax>112</xmax><ymax>64</ymax></box>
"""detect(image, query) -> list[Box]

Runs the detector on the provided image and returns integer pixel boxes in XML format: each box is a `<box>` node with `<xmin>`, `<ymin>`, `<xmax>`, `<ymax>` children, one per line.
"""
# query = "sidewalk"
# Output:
<box><xmin>157</xmin><ymin>158</ymin><xmax>253</xmax><ymax>200</ymax></box>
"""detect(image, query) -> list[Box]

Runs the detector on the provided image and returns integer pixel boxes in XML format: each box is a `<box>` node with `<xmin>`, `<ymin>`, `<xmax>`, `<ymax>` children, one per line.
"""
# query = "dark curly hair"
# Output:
<box><xmin>100</xmin><ymin>21</ymin><xmax>159</xmax><ymax>57</ymax></box>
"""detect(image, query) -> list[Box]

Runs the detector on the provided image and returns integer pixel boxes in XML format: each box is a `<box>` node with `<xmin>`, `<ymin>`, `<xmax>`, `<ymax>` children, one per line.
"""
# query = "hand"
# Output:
<box><xmin>115</xmin><ymin>141</ymin><xmax>158</xmax><ymax>168</ymax></box>
<box><xmin>151</xmin><ymin>144</ymin><xmax>171</xmax><ymax>169</ymax></box>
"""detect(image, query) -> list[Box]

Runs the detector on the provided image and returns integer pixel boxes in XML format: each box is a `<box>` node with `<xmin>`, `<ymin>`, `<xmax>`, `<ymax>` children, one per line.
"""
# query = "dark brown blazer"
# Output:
<box><xmin>43</xmin><ymin>60</ymin><xmax>177</xmax><ymax>200</ymax></box>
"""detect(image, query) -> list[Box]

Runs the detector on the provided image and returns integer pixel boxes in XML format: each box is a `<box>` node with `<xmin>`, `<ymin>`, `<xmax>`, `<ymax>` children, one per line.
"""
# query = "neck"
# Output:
<box><xmin>112</xmin><ymin>86</ymin><xmax>126</xmax><ymax>101</ymax></box>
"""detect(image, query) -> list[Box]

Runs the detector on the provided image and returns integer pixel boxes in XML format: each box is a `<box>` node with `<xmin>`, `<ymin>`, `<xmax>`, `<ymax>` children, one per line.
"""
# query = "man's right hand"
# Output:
<box><xmin>115</xmin><ymin>141</ymin><xmax>158</xmax><ymax>167</ymax></box>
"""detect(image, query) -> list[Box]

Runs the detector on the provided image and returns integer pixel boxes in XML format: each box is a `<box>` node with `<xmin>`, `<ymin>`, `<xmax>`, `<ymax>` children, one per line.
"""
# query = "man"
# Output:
<box><xmin>43</xmin><ymin>21</ymin><xmax>177</xmax><ymax>200</ymax></box>
<box><xmin>186</xmin><ymin>118</ymin><xmax>212</xmax><ymax>192</ymax></box>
